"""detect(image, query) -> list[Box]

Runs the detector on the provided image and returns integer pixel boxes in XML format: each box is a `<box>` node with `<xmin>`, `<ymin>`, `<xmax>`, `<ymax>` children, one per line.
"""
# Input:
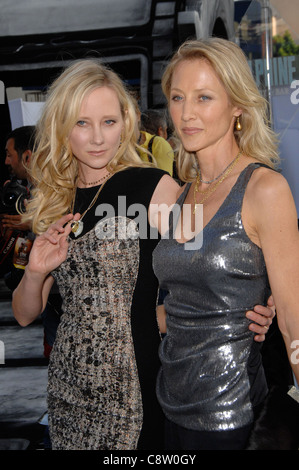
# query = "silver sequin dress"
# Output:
<box><xmin>47</xmin><ymin>167</ymin><xmax>166</xmax><ymax>450</ymax></box>
<box><xmin>153</xmin><ymin>163</ymin><xmax>269</xmax><ymax>433</ymax></box>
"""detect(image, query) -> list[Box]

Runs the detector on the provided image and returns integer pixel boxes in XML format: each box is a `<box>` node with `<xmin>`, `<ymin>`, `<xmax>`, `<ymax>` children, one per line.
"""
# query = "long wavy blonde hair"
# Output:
<box><xmin>162</xmin><ymin>38</ymin><xmax>280</xmax><ymax>182</ymax></box>
<box><xmin>24</xmin><ymin>59</ymin><xmax>149</xmax><ymax>234</ymax></box>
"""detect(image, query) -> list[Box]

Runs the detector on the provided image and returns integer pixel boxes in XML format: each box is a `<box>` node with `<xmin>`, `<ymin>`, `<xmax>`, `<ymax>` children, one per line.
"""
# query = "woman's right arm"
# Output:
<box><xmin>12</xmin><ymin>213</ymin><xmax>79</xmax><ymax>326</ymax></box>
<box><xmin>13</xmin><ymin>271</ymin><xmax>54</xmax><ymax>326</ymax></box>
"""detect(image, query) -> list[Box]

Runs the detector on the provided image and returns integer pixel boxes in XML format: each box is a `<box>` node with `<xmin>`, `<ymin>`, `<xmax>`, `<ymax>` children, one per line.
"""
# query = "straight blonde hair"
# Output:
<box><xmin>24</xmin><ymin>59</ymin><xmax>149</xmax><ymax>234</ymax></box>
<box><xmin>162</xmin><ymin>38</ymin><xmax>280</xmax><ymax>182</ymax></box>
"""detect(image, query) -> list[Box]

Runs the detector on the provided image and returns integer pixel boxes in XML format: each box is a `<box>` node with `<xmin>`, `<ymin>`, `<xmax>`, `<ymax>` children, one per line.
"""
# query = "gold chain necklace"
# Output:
<box><xmin>79</xmin><ymin>171</ymin><xmax>111</xmax><ymax>186</ymax></box>
<box><xmin>193</xmin><ymin>151</ymin><xmax>241</xmax><ymax>214</ymax></box>
<box><xmin>198</xmin><ymin>153</ymin><xmax>240</xmax><ymax>184</ymax></box>
<box><xmin>70</xmin><ymin>174</ymin><xmax>113</xmax><ymax>237</ymax></box>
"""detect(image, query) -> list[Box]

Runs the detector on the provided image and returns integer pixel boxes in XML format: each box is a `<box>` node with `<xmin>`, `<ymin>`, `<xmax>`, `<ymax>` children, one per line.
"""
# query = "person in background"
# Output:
<box><xmin>140</xmin><ymin>108</ymin><xmax>169</xmax><ymax>140</ymax></box>
<box><xmin>136</xmin><ymin>107</ymin><xmax>175</xmax><ymax>176</ymax></box>
<box><xmin>1</xmin><ymin>126</ymin><xmax>62</xmax><ymax>360</ymax></box>
<box><xmin>153</xmin><ymin>37</ymin><xmax>299</xmax><ymax>450</ymax></box>
<box><xmin>0</xmin><ymin>126</ymin><xmax>35</xmax><ymax>282</ymax></box>
<box><xmin>2</xmin><ymin>126</ymin><xmax>35</xmax><ymax>231</ymax></box>
<box><xmin>4</xmin><ymin>126</ymin><xmax>34</xmax><ymax>181</ymax></box>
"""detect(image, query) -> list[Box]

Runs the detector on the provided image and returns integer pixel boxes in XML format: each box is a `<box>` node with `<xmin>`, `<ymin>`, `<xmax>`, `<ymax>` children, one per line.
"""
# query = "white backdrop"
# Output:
<box><xmin>8</xmin><ymin>99</ymin><xmax>44</xmax><ymax>130</ymax></box>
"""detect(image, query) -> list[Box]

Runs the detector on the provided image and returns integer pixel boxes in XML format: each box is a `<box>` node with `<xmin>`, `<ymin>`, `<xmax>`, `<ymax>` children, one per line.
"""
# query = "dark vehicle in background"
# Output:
<box><xmin>0</xmin><ymin>0</ymin><xmax>234</xmax><ymax>109</ymax></box>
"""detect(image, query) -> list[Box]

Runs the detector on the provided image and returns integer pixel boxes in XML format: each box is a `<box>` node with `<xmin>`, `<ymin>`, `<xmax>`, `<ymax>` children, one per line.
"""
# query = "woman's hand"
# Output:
<box><xmin>27</xmin><ymin>213</ymin><xmax>80</xmax><ymax>277</ymax></box>
<box><xmin>246</xmin><ymin>295</ymin><xmax>276</xmax><ymax>342</ymax></box>
<box><xmin>12</xmin><ymin>212</ymin><xmax>80</xmax><ymax>327</ymax></box>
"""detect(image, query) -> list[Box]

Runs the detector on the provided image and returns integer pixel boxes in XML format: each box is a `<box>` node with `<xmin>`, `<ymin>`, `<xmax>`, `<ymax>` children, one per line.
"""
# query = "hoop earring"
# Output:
<box><xmin>235</xmin><ymin>116</ymin><xmax>242</xmax><ymax>131</ymax></box>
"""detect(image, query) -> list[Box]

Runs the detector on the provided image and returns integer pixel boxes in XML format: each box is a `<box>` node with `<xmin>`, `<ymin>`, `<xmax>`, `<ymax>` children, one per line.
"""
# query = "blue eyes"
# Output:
<box><xmin>76</xmin><ymin>119</ymin><xmax>116</xmax><ymax>126</ymax></box>
<box><xmin>171</xmin><ymin>95</ymin><xmax>183</xmax><ymax>101</ymax></box>
<box><xmin>171</xmin><ymin>95</ymin><xmax>210</xmax><ymax>102</ymax></box>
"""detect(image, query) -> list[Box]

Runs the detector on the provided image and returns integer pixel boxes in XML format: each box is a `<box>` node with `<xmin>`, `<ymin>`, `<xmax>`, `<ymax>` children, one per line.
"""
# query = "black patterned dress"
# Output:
<box><xmin>47</xmin><ymin>167</ymin><xmax>166</xmax><ymax>450</ymax></box>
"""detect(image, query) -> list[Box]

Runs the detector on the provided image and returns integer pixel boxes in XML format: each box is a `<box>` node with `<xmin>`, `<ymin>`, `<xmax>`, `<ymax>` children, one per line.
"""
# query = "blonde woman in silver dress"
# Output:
<box><xmin>153</xmin><ymin>38</ymin><xmax>299</xmax><ymax>450</ymax></box>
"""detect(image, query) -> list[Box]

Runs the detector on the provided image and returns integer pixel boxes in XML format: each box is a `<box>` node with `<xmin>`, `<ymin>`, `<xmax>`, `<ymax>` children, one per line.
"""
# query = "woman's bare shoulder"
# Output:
<box><xmin>247</xmin><ymin>165</ymin><xmax>290</xmax><ymax>202</ymax></box>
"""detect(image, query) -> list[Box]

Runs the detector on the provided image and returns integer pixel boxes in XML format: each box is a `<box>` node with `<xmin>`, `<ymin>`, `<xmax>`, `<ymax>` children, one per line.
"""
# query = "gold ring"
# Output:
<box><xmin>264</xmin><ymin>325</ymin><xmax>269</xmax><ymax>330</ymax></box>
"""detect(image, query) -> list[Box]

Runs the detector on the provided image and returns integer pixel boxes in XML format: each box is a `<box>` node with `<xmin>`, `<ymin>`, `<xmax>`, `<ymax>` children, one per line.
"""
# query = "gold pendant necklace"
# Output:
<box><xmin>193</xmin><ymin>151</ymin><xmax>241</xmax><ymax>214</ymax></box>
<box><xmin>70</xmin><ymin>174</ymin><xmax>113</xmax><ymax>237</ymax></box>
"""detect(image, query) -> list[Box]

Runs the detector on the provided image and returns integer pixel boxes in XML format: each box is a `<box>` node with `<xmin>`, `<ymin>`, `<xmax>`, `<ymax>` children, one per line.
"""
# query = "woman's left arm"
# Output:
<box><xmin>249</xmin><ymin>169</ymin><xmax>299</xmax><ymax>384</ymax></box>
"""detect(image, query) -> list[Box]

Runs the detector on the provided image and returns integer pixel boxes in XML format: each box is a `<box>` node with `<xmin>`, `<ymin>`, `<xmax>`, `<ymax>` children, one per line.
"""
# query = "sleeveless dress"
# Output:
<box><xmin>47</xmin><ymin>167</ymin><xmax>166</xmax><ymax>450</ymax></box>
<box><xmin>153</xmin><ymin>163</ymin><xmax>269</xmax><ymax>434</ymax></box>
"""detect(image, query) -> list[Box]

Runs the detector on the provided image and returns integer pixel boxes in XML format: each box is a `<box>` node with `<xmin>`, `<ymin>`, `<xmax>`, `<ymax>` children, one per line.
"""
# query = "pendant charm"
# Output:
<box><xmin>71</xmin><ymin>219</ymin><xmax>84</xmax><ymax>237</ymax></box>
<box><xmin>193</xmin><ymin>204</ymin><xmax>201</xmax><ymax>215</ymax></box>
